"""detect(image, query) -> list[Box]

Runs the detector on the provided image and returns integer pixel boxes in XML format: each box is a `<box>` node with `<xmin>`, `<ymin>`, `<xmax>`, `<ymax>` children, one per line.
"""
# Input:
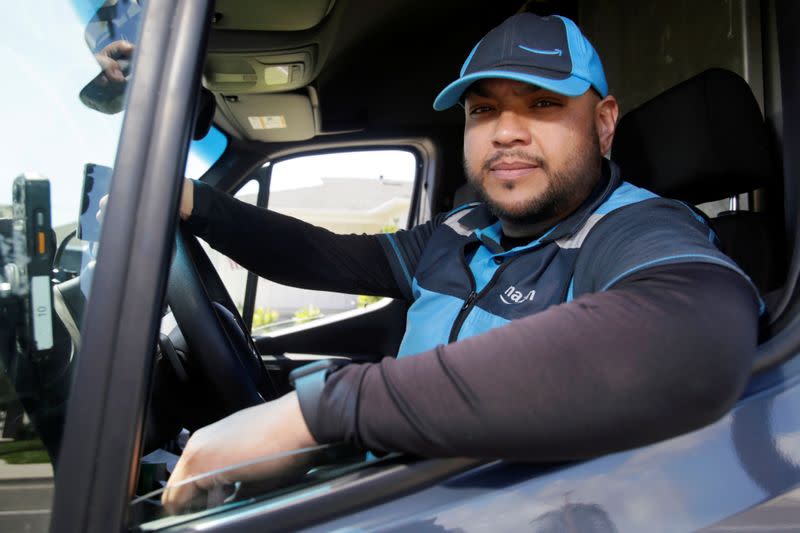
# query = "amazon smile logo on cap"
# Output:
<box><xmin>518</xmin><ymin>45</ymin><xmax>563</xmax><ymax>56</ymax></box>
<box><xmin>432</xmin><ymin>13</ymin><xmax>609</xmax><ymax>111</ymax></box>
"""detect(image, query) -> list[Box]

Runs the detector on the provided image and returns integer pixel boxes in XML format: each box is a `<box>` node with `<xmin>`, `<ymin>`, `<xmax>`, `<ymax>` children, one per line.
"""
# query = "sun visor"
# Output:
<box><xmin>220</xmin><ymin>89</ymin><xmax>319</xmax><ymax>142</ymax></box>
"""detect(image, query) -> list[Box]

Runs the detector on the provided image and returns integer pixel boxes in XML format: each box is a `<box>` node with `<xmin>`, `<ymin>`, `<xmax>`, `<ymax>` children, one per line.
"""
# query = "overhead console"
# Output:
<box><xmin>204</xmin><ymin>47</ymin><xmax>317</xmax><ymax>94</ymax></box>
<box><xmin>203</xmin><ymin>0</ymin><xmax>341</xmax><ymax>142</ymax></box>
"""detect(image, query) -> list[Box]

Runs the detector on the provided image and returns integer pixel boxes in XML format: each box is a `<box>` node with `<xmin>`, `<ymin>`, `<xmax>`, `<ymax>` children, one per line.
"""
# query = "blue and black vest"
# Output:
<box><xmin>378</xmin><ymin>161</ymin><xmax>754</xmax><ymax>357</ymax></box>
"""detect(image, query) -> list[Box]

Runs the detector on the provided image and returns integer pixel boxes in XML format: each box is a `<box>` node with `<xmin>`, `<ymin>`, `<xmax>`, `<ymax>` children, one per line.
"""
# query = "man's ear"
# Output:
<box><xmin>594</xmin><ymin>95</ymin><xmax>619</xmax><ymax>155</ymax></box>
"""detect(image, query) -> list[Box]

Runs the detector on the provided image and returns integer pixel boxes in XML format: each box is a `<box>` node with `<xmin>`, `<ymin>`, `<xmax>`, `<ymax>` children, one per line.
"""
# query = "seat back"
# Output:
<box><xmin>611</xmin><ymin>68</ymin><xmax>785</xmax><ymax>294</ymax></box>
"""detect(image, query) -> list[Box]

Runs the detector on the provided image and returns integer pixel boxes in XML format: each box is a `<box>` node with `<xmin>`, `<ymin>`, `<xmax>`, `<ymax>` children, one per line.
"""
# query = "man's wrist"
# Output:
<box><xmin>289</xmin><ymin>359</ymin><xmax>350</xmax><ymax>443</ymax></box>
<box><xmin>179</xmin><ymin>179</ymin><xmax>194</xmax><ymax>220</ymax></box>
<box><xmin>281</xmin><ymin>391</ymin><xmax>318</xmax><ymax>448</ymax></box>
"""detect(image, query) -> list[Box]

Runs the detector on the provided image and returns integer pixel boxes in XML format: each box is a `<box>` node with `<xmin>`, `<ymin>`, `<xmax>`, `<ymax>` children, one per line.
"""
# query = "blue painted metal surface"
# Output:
<box><xmin>302</xmin><ymin>355</ymin><xmax>800</xmax><ymax>532</ymax></box>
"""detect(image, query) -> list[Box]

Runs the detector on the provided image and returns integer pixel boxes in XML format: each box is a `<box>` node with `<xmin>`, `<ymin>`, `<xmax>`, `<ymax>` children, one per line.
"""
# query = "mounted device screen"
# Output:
<box><xmin>78</xmin><ymin>163</ymin><xmax>113</xmax><ymax>242</ymax></box>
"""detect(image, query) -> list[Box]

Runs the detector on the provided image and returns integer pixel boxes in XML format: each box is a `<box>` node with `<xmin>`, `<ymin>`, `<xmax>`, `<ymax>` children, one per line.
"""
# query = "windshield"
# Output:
<box><xmin>187</xmin><ymin>126</ymin><xmax>228</xmax><ymax>180</ymax></box>
<box><xmin>0</xmin><ymin>1</ymin><xmax>143</xmax><ymax>529</ymax></box>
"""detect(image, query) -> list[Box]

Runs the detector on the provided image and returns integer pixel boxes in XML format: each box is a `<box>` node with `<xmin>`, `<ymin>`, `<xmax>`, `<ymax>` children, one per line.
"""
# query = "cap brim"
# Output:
<box><xmin>432</xmin><ymin>70</ymin><xmax>592</xmax><ymax>111</ymax></box>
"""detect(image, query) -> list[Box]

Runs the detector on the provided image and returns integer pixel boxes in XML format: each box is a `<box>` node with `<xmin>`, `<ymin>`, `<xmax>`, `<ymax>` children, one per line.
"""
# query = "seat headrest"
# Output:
<box><xmin>611</xmin><ymin>69</ymin><xmax>774</xmax><ymax>204</ymax></box>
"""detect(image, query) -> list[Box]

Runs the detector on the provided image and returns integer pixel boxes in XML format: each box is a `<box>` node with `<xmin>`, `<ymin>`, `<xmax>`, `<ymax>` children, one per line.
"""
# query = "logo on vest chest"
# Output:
<box><xmin>500</xmin><ymin>285</ymin><xmax>536</xmax><ymax>305</ymax></box>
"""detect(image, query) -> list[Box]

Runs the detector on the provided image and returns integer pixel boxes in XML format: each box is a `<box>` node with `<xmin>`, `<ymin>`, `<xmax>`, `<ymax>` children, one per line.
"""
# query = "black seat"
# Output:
<box><xmin>612</xmin><ymin>68</ymin><xmax>785</xmax><ymax>298</ymax></box>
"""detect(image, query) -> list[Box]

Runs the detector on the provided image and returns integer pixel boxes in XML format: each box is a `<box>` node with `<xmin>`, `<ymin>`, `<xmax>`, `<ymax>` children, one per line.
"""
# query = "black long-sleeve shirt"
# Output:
<box><xmin>186</xmin><ymin>180</ymin><xmax>759</xmax><ymax>460</ymax></box>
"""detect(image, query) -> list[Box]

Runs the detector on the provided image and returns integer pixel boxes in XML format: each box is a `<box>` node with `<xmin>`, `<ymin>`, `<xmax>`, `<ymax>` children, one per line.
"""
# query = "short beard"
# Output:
<box><xmin>465</xmin><ymin>133</ymin><xmax>603</xmax><ymax>227</ymax></box>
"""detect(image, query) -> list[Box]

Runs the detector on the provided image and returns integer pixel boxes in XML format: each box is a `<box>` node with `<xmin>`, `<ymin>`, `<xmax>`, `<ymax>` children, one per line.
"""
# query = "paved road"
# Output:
<box><xmin>0</xmin><ymin>478</ymin><xmax>53</xmax><ymax>532</ymax></box>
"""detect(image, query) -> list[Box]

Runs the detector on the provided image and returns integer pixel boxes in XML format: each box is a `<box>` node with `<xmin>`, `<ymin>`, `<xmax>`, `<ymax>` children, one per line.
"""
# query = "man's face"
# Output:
<box><xmin>463</xmin><ymin>79</ymin><xmax>609</xmax><ymax>227</ymax></box>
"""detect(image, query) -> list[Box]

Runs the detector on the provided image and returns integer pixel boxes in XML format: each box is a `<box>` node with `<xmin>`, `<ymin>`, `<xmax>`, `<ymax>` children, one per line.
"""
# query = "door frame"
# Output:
<box><xmin>51</xmin><ymin>1</ymin><xmax>213</xmax><ymax>530</ymax></box>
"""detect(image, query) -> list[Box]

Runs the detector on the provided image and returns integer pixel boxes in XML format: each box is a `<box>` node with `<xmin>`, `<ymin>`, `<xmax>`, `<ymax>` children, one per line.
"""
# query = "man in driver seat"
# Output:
<box><xmin>163</xmin><ymin>12</ymin><xmax>759</xmax><ymax>510</ymax></box>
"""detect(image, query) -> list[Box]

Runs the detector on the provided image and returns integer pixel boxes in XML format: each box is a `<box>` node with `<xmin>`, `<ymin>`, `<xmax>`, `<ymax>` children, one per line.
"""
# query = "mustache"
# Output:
<box><xmin>482</xmin><ymin>150</ymin><xmax>547</xmax><ymax>173</ymax></box>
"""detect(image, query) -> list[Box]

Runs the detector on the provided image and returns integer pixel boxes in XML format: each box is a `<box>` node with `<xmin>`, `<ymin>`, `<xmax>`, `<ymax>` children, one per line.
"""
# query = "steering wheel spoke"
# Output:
<box><xmin>166</xmin><ymin>226</ymin><xmax>278</xmax><ymax>423</ymax></box>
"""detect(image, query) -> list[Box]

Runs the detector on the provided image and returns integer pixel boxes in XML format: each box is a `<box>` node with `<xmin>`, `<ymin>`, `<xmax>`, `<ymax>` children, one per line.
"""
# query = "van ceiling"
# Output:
<box><xmin>205</xmin><ymin>0</ymin><xmax>545</xmax><ymax>141</ymax></box>
<box><xmin>212</xmin><ymin>0</ymin><xmax>336</xmax><ymax>31</ymax></box>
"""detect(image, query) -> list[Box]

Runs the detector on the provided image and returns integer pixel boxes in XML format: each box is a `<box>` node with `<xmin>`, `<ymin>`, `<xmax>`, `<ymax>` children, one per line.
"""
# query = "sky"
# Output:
<box><xmin>0</xmin><ymin>3</ymin><xmax>123</xmax><ymax>226</ymax></box>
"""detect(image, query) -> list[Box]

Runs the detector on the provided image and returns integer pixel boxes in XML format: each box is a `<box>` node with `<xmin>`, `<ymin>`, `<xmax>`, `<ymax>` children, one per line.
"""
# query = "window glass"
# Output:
<box><xmin>0</xmin><ymin>1</ymin><xmax>144</xmax><ymax>530</ymax></box>
<box><xmin>250</xmin><ymin>150</ymin><xmax>416</xmax><ymax>333</ymax></box>
<box><xmin>132</xmin><ymin>442</ymin><xmax>384</xmax><ymax>524</ymax></box>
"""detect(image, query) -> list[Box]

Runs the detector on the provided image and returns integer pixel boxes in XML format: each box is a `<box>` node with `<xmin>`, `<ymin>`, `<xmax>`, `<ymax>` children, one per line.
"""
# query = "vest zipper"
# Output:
<box><xmin>448</xmin><ymin>251</ymin><xmax>518</xmax><ymax>343</ymax></box>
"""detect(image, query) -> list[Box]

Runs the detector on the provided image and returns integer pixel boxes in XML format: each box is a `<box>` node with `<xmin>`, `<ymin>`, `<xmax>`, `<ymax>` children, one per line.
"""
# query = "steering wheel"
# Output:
<box><xmin>165</xmin><ymin>225</ymin><xmax>278</xmax><ymax>422</ymax></box>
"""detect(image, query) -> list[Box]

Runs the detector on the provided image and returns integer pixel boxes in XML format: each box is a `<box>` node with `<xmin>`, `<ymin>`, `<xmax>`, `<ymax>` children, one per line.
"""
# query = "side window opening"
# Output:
<box><xmin>249</xmin><ymin>149</ymin><xmax>416</xmax><ymax>333</ymax></box>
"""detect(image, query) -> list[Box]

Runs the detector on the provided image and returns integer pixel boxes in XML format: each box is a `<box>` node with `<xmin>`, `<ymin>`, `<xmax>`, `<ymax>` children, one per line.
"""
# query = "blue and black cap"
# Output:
<box><xmin>433</xmin><ymin>13</ymin><xmax>608</xmax><ymax>110</ymax></box>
